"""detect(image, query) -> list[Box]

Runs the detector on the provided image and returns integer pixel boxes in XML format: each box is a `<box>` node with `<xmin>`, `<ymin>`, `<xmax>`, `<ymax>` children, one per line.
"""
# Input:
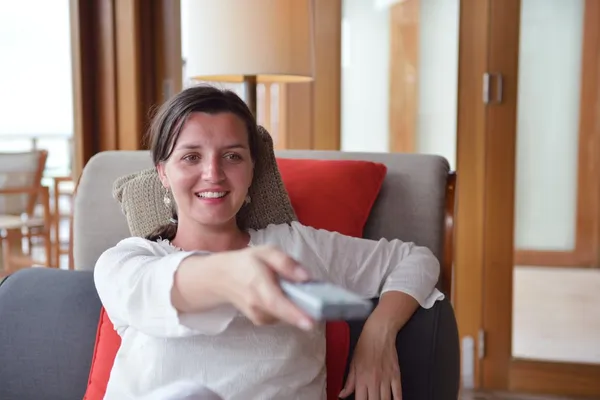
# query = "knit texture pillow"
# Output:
<box><xmin>113</xmin><ymin>126</ymin><xmax>298</xmax><ymax>237</ymax></box>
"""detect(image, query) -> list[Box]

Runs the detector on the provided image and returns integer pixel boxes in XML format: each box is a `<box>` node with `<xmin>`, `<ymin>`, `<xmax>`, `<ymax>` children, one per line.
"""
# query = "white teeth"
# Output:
<box><xmin>197</xmin><ymin>191</ymin><xmax>227</xmax><ymax>199</ymax></box>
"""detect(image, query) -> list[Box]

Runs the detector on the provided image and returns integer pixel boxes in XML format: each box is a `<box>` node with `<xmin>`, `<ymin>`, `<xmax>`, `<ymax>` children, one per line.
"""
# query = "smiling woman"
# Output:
<box><xmin>93</xmin><ymin>84</ymin><xmax>443</xmax><ymax>400</ymax></box>
<box><xmin>145</xmin><ymin>86</ymin><xmax>259</xmax><ymax>250</ymax></box>
<box><xmin>156</xmin><ymin>112</ymin><xmax>255</xmax><ymax>252</ymax></box>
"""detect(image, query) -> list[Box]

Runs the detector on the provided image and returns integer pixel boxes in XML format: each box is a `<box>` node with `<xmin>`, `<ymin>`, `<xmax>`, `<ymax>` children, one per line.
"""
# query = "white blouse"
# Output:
<box><xmin>94</xmin><ymin>221</ymin><xmax>444</xmax><ymax>400</ymax></box>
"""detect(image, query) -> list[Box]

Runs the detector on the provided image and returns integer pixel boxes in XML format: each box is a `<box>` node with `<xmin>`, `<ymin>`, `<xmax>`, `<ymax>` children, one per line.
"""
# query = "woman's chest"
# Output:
<box><xmin>119</xmin><ymin>318</ymin><xmax>327</xmax><ymax>395</ymax></box>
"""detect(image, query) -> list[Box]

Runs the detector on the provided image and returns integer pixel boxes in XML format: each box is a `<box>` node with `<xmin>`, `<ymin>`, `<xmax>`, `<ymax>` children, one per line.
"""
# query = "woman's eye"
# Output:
<box><xmin>183</xmin><ymin>154</ymin><xmax>200</xmax><ymax>162</ymax></box>
<box><xmin>224</xmin><ymin>153</ymin><xmax>242</xmax><ymax>161</ymax></box>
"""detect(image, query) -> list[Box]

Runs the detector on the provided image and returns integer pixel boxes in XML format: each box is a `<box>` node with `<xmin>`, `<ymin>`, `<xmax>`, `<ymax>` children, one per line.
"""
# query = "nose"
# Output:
<box><xmin>201</xmin><ymin>155</ymin><xmax>225</xmax><ymax>183</ymax></box>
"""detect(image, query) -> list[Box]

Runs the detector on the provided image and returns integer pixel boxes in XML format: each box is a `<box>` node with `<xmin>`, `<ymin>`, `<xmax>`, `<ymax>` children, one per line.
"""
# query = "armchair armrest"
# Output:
<box><xmin>0</xmin><ymin>268</ymin><xmax>101</xmax><ymax>400</ymax></box>
<box><xmin>344</xmin><ymin>298</ymin><xmax>460</xmax><ymax>400</ymax></box>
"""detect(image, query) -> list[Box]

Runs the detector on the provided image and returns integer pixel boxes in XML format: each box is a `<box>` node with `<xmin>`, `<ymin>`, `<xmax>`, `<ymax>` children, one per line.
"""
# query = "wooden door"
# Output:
<box><xmin>477</xmin><ymin>0</ymin><xmax>600</xmax><ymax>397</ymax></box>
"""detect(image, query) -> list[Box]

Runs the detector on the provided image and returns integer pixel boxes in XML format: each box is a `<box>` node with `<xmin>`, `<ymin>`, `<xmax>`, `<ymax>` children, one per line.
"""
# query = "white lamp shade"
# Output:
<box><xmin>182</xmin><ymin>0</ymin><xmax>315</xmax><ymax>83</ymax></box>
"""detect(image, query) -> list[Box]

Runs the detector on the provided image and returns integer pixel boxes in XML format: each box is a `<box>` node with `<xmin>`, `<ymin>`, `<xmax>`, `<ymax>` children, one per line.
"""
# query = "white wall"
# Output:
<box><xmin>514</xmin><ymin>0</ymin><xmax>583</xmax><ymax>251</ymax></box>
<box><xmin>0</xmin><ymin>0</ymin><xmax>73</xmax><ymax>136</ymax></box>
<box><xmin>416</xmin><ymin>0</ymin><xmax>459</xmax><ymax>170</ymax></box>
<box><xmin>340</xmin><ymin>0</ymin><xmax>459</xmax><ymax>169</ymax></box>
<box><xmin>0</xmin><ymin>0</ymin><xmax>73</xmax><ymax>174</ymax></box>
<box><xmin>341</xmin><ymin>0</ymin><xmax>390</xmax><ymax>153</ymax></box>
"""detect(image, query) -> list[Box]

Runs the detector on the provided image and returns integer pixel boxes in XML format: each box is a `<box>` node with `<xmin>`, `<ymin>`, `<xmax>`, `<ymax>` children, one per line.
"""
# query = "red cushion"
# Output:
<box><xmin>276</xmin><ymin>158</ymin><xmax>387</xmax><ymax>399</ymax></box>
<box><xmin>84</xmin><ymin>308</ymin><xmax>121</xmax><ymax>400</ymax></box>
<box><xmin>84</xmin><ymin>158</ymin><xmax>387</xmax><ymax>400</ymax></box>
<box><xmin>276</xmin><ymin>158</ymin><xmax>387</xmax><ymax>237</ymax></box>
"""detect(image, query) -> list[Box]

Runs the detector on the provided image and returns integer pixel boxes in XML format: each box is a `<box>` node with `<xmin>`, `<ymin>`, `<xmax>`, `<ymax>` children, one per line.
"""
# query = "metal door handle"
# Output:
<box><xmin>483</xmin><ymin>72</ymin><xmax>503</xmax><ymax>104</ymax></box>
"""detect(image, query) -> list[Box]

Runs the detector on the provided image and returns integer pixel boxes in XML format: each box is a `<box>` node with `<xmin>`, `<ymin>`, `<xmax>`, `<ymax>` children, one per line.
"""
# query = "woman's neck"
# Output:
<box><xmin>172</xmin><ymin>219</ymin><xmax>249</xmax><ymax>253</ymax></box>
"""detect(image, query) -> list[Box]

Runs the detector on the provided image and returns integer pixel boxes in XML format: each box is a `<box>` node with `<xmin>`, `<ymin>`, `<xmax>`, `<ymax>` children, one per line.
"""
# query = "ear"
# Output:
<box><xmin>156</xmin><ymin>162</ymin><xmax>170</xmax><ymax>188</ymax></box>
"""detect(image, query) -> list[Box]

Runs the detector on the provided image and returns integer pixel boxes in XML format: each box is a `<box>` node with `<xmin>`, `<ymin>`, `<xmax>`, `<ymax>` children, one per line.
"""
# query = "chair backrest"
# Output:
<box><xmin>73</xmin><ymin>150</ymin><xmax>453</xmax><ymax>293</ymax></box>
<box><xmin>0</xmin><ymin>151</ymin><xmax>48</xmax><ymax>216</ymax></box>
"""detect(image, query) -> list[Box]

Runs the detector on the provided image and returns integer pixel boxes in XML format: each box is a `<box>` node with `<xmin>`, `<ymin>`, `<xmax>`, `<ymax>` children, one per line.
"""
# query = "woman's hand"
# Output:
<box><xmin>219</xmin><ymin>245</ymin><xmax>316</xmax><ymax>331</ymax></box>
<box><xmin>339</xmin><ymin>323</ymin><xmax>402</xmax><ymax>400</ymax></box>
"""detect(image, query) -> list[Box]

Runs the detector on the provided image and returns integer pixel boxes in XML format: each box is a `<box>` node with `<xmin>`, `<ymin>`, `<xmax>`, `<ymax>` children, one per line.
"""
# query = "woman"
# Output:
<box><xmin>94</xmin><ymin>85</ymin><xmax>444</xmax><ymax>400</ymax></box>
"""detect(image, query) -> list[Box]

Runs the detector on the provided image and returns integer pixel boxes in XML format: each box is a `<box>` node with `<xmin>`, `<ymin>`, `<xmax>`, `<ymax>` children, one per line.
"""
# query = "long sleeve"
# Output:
<box><xmin>93</xmin><ymin>237</ymin><xmax>238</xmax><ymax>338</ymax></box>
<box><xmin>287</xmin><ymin>222</ymin><xmax>444</xmax><ymax>308</ymax></box>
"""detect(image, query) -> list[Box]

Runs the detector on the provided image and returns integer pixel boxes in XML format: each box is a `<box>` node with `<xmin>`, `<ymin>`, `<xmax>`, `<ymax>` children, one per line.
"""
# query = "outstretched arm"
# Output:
<box><xmin>94</xmin><ymin>237</ymin><xmax>239</xmax><ymax>338</ymax></box>
<box><xmin>94</xmin><ymin>237</ymin><xmax>315</xmax><ymax>338</ymax></box>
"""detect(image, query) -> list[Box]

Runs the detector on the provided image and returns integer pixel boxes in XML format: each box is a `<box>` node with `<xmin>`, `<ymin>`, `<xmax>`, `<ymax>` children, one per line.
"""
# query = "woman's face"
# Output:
<box><xmin>157</xmin><ymin>112</ymin><xmax>254</xmax><ymax>230</ymax></box>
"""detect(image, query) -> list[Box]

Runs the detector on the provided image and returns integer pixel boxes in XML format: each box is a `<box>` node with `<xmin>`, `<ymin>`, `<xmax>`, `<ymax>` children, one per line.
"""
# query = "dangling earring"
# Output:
<box><xmin>244</xmin><ymin>194</ymin><xmax>252</xmax><ymax>205</ymax></box>
<box><xmin>164</xmin><ymin>188</ymin><xmax>178</xmax><ymax>224</ymax></box>
<box><xmin>163</xmin><ymin>188</ymin><xmax>172</xmax><ymax>209</ymax></box>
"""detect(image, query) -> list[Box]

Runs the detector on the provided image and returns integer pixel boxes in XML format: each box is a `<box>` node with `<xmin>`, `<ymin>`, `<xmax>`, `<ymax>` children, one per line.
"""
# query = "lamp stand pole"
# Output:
<box><xmin>243</xmin><ymin>75</ymin><xmax>258</xmax><ymax>117</ymax></box>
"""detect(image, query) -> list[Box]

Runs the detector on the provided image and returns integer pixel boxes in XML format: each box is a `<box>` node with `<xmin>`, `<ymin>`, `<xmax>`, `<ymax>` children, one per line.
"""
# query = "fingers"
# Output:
<box><xmin>234</xmin><ymin>246</ymin><xmax>314</xmax><ymax>330</ymax></box>
<box><xmin>245</xmin><ymin>308</ymin><xmax>278</xmax><ymax>326</ymax></box>
<box><xmin>339</xmin><ymin>363</ymin><xmax>355</xmax><ymax>398</ymax></box>
<box><xmin>380</xmin><ymin>382</ymin><xmax>392</xmax><ymax>400</ymax></box>
<box><xmin>252</xmin><ymin>245</ymin><xmax>310</xmax><ymax>282</ymax></box>
<box><xmin>340</xmin><ymin>370</ymin><xmax>400</xmax><ymax>400</ymax></box>
<box><xmin>265</xmin><ymin>285</ymin><xmax>314</xmax><ymax>330</ymax></box>
<box><xmin>251</xmin><ymin>246</ymin><xmax>315</xmax><ymax>329</ymax></box>
<box><xmin>354</xmin><ymin>384</ymin><xmax>368</xmax><ymax>400</ymax></box>
<box><xmin>391</xmin><ymin>377</ymin><xmax>402</xmax><ymax>399</ymax></box>
<box><xmin>367</xmin><ymin>382</ymin><xmax>379</xmax><ymax>400</ymax></box>
<box><xmin>243</xmin><ymin>283</ymin><xmax>310</xmax><ymax>329</ymax></box>
<box><xmin>353</xmin><ymin>383</ymin><xmax>395</xmax><ymax>400</ymax></box>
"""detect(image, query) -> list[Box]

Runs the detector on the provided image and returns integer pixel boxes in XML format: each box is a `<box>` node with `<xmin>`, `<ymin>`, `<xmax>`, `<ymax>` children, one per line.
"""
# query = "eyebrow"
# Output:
<box><xmin>175</xmin><ymin>143</ymin><xmax>248</xmax><ymax>151</ymax></box>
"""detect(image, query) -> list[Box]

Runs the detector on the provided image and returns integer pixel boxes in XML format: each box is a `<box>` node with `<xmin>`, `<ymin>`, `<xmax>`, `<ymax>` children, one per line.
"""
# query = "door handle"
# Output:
<box><xmin>483</xmin><ymin>72</ymin><xmax>503</xmax><ymax>104</ymax></box>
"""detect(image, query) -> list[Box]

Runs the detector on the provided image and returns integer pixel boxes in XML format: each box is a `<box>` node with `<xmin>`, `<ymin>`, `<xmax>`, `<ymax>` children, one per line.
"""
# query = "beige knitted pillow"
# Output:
<box><xmin>113</xmin><ymin>126</ymin><xmax>298</xmax><ymax>238</ymax></box>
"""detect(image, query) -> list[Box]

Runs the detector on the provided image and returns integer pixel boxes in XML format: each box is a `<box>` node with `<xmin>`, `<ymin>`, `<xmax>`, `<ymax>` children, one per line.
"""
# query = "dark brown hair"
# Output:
<box><xmin>145</xmin><ymin>85</ymin><xmax>259</xmax><ymax>242</ymax></box>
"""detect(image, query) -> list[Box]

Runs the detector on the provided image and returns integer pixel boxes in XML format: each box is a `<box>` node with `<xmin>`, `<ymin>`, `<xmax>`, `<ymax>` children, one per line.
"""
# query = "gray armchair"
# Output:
<box><xmin>0</xmin><ymin>150</ymin><xmax>459</xmax><ymax>400</ymax></box>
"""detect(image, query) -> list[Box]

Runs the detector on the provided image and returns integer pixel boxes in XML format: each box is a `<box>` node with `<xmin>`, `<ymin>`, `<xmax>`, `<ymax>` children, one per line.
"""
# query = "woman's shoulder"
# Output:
<box><xmin>249</xmin><ymin>221</ymin><xmax>331</xmax><ymax>247</ymax></box>
<box><xmin>250</xmin><ymin>220</ymin><xmax>309</xmax><ymax>235</ymax></box>
<box><xmin>107</xmin><ymin>236</ymin><xmax>179</xmax><ymax>255</ymax></box>
<box><xmin>248</xmin><ymin>221</ymin><xmax>304</xmax><ymax>243</ymax></box>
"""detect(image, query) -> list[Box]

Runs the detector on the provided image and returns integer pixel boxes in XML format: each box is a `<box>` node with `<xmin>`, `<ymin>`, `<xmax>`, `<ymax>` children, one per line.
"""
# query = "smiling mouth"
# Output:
<box><xmin>195</xmin><ymin>191</ymin><xmax>228</xmax><ymax>199</ymax></box>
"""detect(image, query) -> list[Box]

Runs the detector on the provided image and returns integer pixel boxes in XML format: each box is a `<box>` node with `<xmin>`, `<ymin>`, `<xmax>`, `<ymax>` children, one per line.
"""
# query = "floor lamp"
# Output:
<box><xmin>182</xmin><ymin>0</ymin><xmax>315</xmax><ymax>117</ymax></box>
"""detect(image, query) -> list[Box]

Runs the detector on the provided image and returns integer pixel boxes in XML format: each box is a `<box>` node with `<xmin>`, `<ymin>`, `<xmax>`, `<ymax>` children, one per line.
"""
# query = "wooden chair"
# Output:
<box><xmin>0</xmin><ymin>150</ymin><xmax>53</xmax><ymax>275</ymax></box>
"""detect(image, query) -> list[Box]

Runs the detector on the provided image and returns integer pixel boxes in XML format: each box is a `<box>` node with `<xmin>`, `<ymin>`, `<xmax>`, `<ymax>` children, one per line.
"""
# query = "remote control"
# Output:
<box><xmin>279</xmin><ymin>280</ymin><xmax>373</xmax><ymax>321</ymax></box>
